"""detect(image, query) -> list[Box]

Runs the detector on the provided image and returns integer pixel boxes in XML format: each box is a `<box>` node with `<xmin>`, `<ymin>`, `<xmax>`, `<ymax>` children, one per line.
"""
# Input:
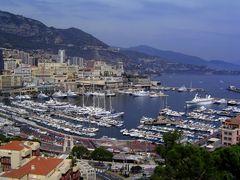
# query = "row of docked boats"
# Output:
<box><xmin>84</xmin><ymin>90</ymin><xmax>116</xmax><ymax>97</ymax></box>
<box><xmin>156</xmin><ymin>85</ymin><xmax>199</xmax><ymax>92</ymax></box>
<box><xmin>8</xmin><ymin>97</ymin><xmax>125</xmax><ymax>134</ymax></box>
<box><xmin>118</xmin><ymin>89</ymin><xmax>168</xmax><ymax>97</ymax></box>
<box><xmin>39</xmin><ymin>89</ymin><xmax>78</xmax><ymax>99</ymax></box>
<box><xmin>0</xmin><ymin>99</ymin><xmax>124</xmax><ymax>137</ymax></box>
<box><xmin>120</xmin><ymin>92</ymin><xmax>240</xmax><ymax>143</ymax></box>
<box><xmin>185</xmin><ymin>93</ymin><xmax>239</xmax><ymax>107</ymax></box>
<box><xmin>10</xmin><ymin>89</ymin><xmax>117</xmax><ymax>101</ymax></box>
<box><xmin>8</xmin><ymin>89</ymin><xmax>79</xmax><ymax>100</ymax></box>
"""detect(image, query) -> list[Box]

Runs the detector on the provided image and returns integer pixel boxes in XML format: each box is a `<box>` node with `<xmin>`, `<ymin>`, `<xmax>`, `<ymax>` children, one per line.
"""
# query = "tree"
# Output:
<box><xmin>156</xmin><ymin>130</ymin><xmax>182</xmax><ymax>162</ymax></box>
<box><xmin>212</xmin><ymin>145</ymin><xmax>240</xmax><ymax>179</ymax></box>
<box><xmin>153</xmin><ymin>131</ymin><xmax>213</xmax><ymax>180</ymax></box>
<box><xmin>91</xmin><ymin>147</ymin><xmax>113</xmax><ymax>162</ymax></box>
<box><xmin>0</xmin><ymin>134</ymin><xmax>10</xmax><ymax>144</ymax></box>
<box><xmin>71</xmin><ymin>145</ymin><xmax>90</xmax><ymax>159</ymax></box>
<box><xmin>152</xmin><ymin>130</ymin><xmax>240</xmax><ymax>180</ymax></box>
<box><xmin>163</xmin><ymin>130</ymin><xmax>182</xmax><ymax>151</ymax></box>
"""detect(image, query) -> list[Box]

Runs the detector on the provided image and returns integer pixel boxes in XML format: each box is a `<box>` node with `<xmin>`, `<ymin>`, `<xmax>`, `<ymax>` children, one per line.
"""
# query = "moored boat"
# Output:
<box><xmin>132</xmin><ymin>90</ymin><xmax>149</xmax><ymax>97</ymax></box>
<box><xmin>52</xmin><ymin>90</ymin><xmax>67</xmax><ymax>98</ymax></box>
<box><xmin>227</xmin><ymin>85</ymin><xmax>240</xmax><ymax>93</ymax></box>
<box><xmin>67</xmin><ymin>89</ymin><xmax>78</xmax><ymax>98</ymax></box>
<box><xmin>227</xmin><ymin>100</ymin><xmax>237</xmax><ymax>106</ymax></box>
<box><xmin>186</xmin><ymin>94</ymin><xmax>214</xmax><ymax>106</ymax></box>
<box><xmin>37</xmin><ymin>92</ymin><xmax>49</xmax><ymax>99</ymax></box>
<box><xmin>178</xmin><ymin>85</ymin><xmax>187</xmax><ymax>92</ymax></box>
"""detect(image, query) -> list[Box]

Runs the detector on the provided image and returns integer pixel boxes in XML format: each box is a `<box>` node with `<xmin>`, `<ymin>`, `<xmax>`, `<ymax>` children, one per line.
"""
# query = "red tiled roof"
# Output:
<box><xmin>1</xmin><ymin>157</ymin><xmax>63</xmax><ymax>179</ymax></box>
<box><xmin>225</xmin><ymin>116</ymin><xmax>240</xmax><ymax>125</ymax></box>
<box><xmin>0</xmin><ymin>141</ymin><xmax>28</xmax><ymax>151</ymax></box>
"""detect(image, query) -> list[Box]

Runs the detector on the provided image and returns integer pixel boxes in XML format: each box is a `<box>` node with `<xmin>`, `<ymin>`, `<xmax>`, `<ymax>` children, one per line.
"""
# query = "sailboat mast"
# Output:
<box><xmin>109</xmin><ymin>95</ymin><xmax>112</xmax><ymax>112</ymax></box>
<box><xmin>82</xmin><ymin>85</ymin><xmax>85</xmax><ymax>107</ymax></box>
<box><xmin>104</xmin><ymin>95</ymin><xmax>106</xmax><ymax>110</ymax></box>
<box><xmin>97</xmin><ymin>95</ymin><xmax>100</xmax><ymax>107</ymax></box>
<box><xmin>93</xmin><ymin>96</ymin><xmax>95</xmax><ymax>107</ymax></box>
<box><xmin>165</xmin><ymin>96</ymin><xmax>168</xmax><ymax>108</ymax></box>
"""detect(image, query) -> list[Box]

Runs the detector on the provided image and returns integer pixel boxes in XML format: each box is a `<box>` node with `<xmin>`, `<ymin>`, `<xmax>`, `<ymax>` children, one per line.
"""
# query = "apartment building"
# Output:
<box><xmin>0</xmin><ymin>141</ymin><xmax>81</xmax><ymax>180</ymax></box>
<box><xmin>222</xmin><ymin>116</ymin><xmax>240</xmax><ymax>146</ymax></box>
<box><xmin>0</xmin><ymin>141</ymin><xmax>40</xmax><ymax>171</ymax></box>
<box><xmin>0</xmin><ymin>157</ymin><xmax>80</xmax><ymax>180</ymax></box>
<box><xmin>78</xmin><ymin>160</ymin><xmax>96</xmax><ymax>180</ymax></box>
<box><xmin>4</xmin><ymin>58</ymin><xmax>22</xmax><ymax>71</ymax></box>
<box><xmin>0</xmin><ymin>75</ymin><xmax>23</xmax><ymax>89</ymax></box>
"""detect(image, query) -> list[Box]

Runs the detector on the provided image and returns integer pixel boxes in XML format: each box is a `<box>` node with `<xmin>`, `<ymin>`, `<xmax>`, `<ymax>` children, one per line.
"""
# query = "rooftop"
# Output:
<box><xmin>1</xmin><ymin>157</ymin><xmax>63</xmax><ymax>179</ymax></box>
<box><xmin>224</xmin><ymin>116</ymin><xmax>240</xmax><ymax>126</ymax></box>
<box><xmin>0</xmin><ymin>141</ymin><xmax>28</xmax><ymax>151</ymax></box>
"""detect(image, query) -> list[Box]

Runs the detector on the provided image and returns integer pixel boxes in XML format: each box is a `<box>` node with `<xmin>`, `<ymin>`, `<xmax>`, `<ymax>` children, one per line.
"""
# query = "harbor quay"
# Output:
<box><xmin>18</xmin><ymin>121</ymin><xmax>156</xmax><ymax>154</ymax></box>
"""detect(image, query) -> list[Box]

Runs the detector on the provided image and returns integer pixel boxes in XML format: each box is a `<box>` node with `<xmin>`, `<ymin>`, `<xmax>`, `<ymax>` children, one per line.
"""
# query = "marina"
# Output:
<box><xmin>1</xmin><ymin>74</ymin><xmax>240</xmax><ymax>144</ymax></box>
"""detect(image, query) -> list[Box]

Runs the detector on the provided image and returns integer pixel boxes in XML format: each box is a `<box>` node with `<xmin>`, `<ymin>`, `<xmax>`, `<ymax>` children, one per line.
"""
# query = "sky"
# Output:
<box><xmin>0</xmin><ymin>0</ymin><xmax>240</xmax><ymax>63</ymax></box>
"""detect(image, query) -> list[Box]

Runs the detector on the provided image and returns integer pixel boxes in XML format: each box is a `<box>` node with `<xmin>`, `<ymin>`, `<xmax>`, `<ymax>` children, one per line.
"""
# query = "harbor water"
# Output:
<box><xmin>2</xmin><ymin>74</ymin><xmax>240</xmax><ymax>141</ymax></box>
<box><xmin>63</xmin><ymin>74</ymin><xmax>240</xmax><ymax>139</ymax></box>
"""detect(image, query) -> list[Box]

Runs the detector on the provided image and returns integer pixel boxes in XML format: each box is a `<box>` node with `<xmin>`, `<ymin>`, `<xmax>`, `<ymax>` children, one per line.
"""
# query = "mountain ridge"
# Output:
<box><xmin>128</xmin><ymin>45</ymin><xmax>240</xmax><ymax>70</ymax></box>
<box><xmin>0</xmin><ymin>10</ymin><xmax>239</xmax><ymax>74</ymax></box>
<box><xmin>0</xmin><ymin>10</ymin><xmax>108</xmax><ymax>53</ymax></box>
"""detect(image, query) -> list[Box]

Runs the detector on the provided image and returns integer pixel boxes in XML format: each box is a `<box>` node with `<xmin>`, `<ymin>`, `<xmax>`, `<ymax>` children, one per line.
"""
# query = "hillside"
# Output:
<box><xmin>0</xmin><ymin>10</ymin><xmax>108</xmax><ymax>57</ymax></box>
<box><xmin>129</xmin><ymin>45</ymin><xmax>240</xmax><ymax>70</ymax></box>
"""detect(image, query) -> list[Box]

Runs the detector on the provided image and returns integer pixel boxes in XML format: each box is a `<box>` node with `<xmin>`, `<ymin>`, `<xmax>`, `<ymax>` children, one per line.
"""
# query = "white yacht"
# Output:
<box><xmin>214</xmin><ymin>98</ymin><xmax>227</xmax><ymax>104</ymax></box>
<box><xmin>23</xmin><ymin>95</ymin><xmax>31</xmax><ymax>100</ymax></box>
<box><xmin>149</xmin><ymin>93</ymin><xmax>159</xmax><ymax>98</ymax></box>
<box><xmin>92</xmin><ymin>92</ymin><xmax>105</xmax><ymax>96</ymax></box>
<box><xmin>178</xmin><ymin>85</ymin><xmax>187</xmax><ymax>92</ymax></box>
<box><xmin>227</xmin><ymin>100</ymin><xmax>237</xmax><ymax>106</ymax></box>
<box><xmin>105</xmin><ymin>90</ymin><xmax>116</xmax><ymax>97</ymax></box>
<box><xmin>84</xmin><ymin>92</ymin><xmax>92</xmax><ymax>96</ymax></box>
<box><xmin>52</xmin><ymin>90</ymin><xmax>67</xmax><ymax>98</ymax></box>
<box><xmin>186</xmin><ymin>94</ymin><xmax>214</xmax><ymax>106</ymax></box>
<box><xmin>67</xmin><ymin>89</ymin><xmax>78</xmax><ymax>98</ymax></box>
<box><xmin>37</xmin><ymin>92</ymin><xmax>49</xmax><ymax>99</ymax></box>
<box><xmin>132</xmin><ymin>90</ymin><xmax>149</xmax><ymax>97</ymax></box>
<box><xmin>15</xmin><ymin>95</ymin><xmax>31</xmax><ymax>100</ymax></box>
<box><xmin>8</xmin><ymin>96</ymin><xmax>14</xmax><ymax>100</ymax></box>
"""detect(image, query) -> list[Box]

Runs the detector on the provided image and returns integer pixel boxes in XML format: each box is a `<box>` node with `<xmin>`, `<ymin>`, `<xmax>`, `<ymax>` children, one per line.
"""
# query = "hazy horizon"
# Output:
<box><xmin>0</xmin><ymin>0</ymin><xmax>240</xmax><ymax>63</ymax></box>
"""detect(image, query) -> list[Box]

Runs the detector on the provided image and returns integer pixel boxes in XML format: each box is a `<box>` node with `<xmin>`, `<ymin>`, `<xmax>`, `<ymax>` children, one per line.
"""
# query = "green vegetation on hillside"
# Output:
<box><xmin>91</xmin><ymin>147</ymin><xmax>113</xmax><ymax>162</ymax></box>
<box><xmin>151</xmin><ymin>131</ymin><xmax>240</xmax><ymax>180</ymax></box>
<box><xmin>71</xmin><ymin>145</ymin><xmax>90</xmax><ymax>159</ymax></box>
<box><xmin>71</xmin><ymin>145</ymin><xmax>113</xmax><ymax>162</ymax></box>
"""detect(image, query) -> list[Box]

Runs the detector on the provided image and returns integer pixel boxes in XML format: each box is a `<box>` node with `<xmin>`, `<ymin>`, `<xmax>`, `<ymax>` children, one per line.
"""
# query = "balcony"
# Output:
<box><xmin>222</xmin><ymin>126</ymin><xmax>238</xmax><ymax>130</ymax></box>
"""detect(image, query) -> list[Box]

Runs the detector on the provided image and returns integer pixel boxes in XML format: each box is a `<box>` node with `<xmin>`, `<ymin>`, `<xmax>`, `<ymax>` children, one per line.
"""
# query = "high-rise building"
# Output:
<box><xmin>68</xmin><ymin>57</ymin><xmax>84</xmax><ymax>66</ymax></box>
<box><xmin>58</xmin><ymin>50</ymin><xmax>66</xmax><ymax>63</ymax></box>
<box><xmin>19</xmin><ymin>51</ymin><xmax>29</xmax><ymax>64</ymax></box>
<box><xmin>0</xmin><ymin>49</ymin><xmax>4</xmax><ymax>74</ymax></box>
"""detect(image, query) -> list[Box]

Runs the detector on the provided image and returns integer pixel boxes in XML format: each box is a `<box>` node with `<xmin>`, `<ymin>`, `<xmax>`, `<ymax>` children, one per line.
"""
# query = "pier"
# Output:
<box><xmin>157</xmin><ymin>86</ymin><xmax>205</xmax><ymax>92</ymax></box>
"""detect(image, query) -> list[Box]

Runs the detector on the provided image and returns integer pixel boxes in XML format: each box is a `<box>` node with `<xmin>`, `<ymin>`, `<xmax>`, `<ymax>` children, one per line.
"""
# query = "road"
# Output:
<box><xmin>96</xmin><ymin>171</ymin><xmax>123</xmax><ymax>180</ymax></box>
